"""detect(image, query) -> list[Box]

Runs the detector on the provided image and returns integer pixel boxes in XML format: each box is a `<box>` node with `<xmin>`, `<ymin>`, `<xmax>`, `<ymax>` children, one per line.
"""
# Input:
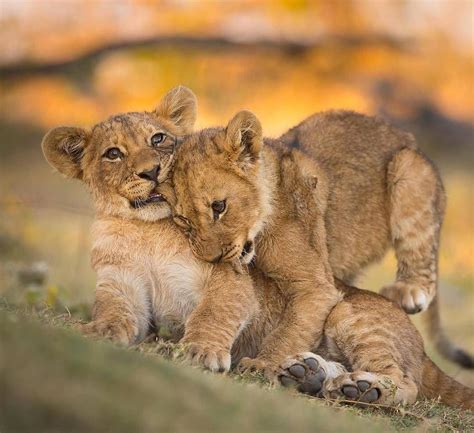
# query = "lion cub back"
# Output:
<box><xmin>279</xmin><ymin>110</ymin><xmax>418</xmax><ymax>281</ymax></box>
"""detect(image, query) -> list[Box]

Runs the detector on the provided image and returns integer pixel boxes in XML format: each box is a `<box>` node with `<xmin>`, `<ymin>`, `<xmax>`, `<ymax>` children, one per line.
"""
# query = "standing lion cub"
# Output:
<box><xmin>169</xmin><ymin>110</ymin><xmax>341</xmax><ymax>371</ymax></box>
<box><xmin>167</xmin><ymin>109</ymin><xmax>473</xmax><ymax>369</ymax></box>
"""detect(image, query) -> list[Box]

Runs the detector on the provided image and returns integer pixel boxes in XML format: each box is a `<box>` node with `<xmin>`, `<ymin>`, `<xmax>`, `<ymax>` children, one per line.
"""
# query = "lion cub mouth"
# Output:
<box><xmin>130</xmin><ymin>192</ymin><xmax>166</xmax><ymax>209</ymax></box>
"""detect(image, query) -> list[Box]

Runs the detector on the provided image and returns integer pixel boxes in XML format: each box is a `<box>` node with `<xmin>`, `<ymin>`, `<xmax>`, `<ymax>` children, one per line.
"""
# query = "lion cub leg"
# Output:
<box><xmin>381</xmin><ymin>148</ymin><xmax>445</xmax><ymax>314</ymax></box>
<box><xmin>181</xmin><ymin>264</ymin><xmax>258</xmax><ymax>373</ymax></box>
<box><xmin>239</xmin><ymin>164</ymin><xmax>340</xmax><ymax>375</ymax></box>
<box><xmin>82</xmin><ymin>268</ymin><xmax>152</xmax><ymax>345</ymax></box>
<box><xmin>277</xmin><ymin>354</ymin><xmax>418</xmax><ymax>405</ymax></box>
<box><xmin>238</xmin><ymin>227</ymin><xmax>341</xmax><ymax>375</ymax></box>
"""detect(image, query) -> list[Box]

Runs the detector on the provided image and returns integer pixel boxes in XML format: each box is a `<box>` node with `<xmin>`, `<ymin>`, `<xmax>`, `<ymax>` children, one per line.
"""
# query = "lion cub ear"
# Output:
<box><xmin>41</xmin><ymin>126</ymin><xmax>89</xmax><ymax>179</ymax></box>
<box><xmin>225</xmin><ymin>110</ymin><xmax>263</xmax><ymax>168</ymax></box>
<box><xmin>154</xmin><ymin>86</ymin><xmax>197</xmax><ymax>134</ymax></box>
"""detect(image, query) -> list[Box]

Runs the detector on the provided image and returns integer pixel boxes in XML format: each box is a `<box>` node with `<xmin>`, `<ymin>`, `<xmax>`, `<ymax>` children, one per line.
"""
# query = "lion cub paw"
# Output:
<box><xmin>277</xmin><ymin>352</ymin><xmax>346</xmax><ymax>396</ymax></box>
<box><xmin>325</xmin><ymin>371</ymin><xmax>388</xmax><ymax>404</ymax></box>
<box><xmin>81</xmin><ymin>318</ymin><xmax>138</xmax><ymax>346</ymax></box>
<box><xmin>236</xmin><ymin>357</ymin><xmax>269</xmax><ymax>374</ymax></box>
<box><xmin>380</xmin><ymin>282</ymin><xmax>430</xmax><ymax>314</ymax></box>
<box><xmin>182</xmin><ymin>342</ymin><xmax>231</xmax><ymax>373</ymax></box>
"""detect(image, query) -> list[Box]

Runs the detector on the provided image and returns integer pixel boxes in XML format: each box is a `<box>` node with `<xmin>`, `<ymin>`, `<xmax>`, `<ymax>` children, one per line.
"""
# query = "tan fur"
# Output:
<box><xmin>234</xmin><ymin>270</ymin><xmax>473</xmax><ymax>408</ymax></box>
<box><xmin>168</xmin><ymin>109</ymin><xmax>472</xmax><ymax>368</ymax></box>
<box><xmin>275</xmin><ymin>281</ymin><xmax>474</xmax><ymax>409</ymax></box>
<box><xmin>232</xmin><ymin>259</ymin><xmax>473</xmax><ymax>408</ymax></box>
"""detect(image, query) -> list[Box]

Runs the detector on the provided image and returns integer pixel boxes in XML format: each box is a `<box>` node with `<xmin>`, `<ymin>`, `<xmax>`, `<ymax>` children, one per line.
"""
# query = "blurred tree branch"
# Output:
<box><xmin>0</xmin><ymin>199</ymin><xmax>92</xmax><ymax>217</ymax></box>
<box><xmin>0</xmin><ymin>34</ymin><xmax>413</xmax><ymax>79</ymax></box>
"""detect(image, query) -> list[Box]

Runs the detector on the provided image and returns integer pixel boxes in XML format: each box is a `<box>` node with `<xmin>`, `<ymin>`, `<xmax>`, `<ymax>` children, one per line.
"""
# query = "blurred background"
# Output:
<box><xmin>0</xmin><ymin>0</ymin><xmax>472</xmax><ymax>379</ymax></box>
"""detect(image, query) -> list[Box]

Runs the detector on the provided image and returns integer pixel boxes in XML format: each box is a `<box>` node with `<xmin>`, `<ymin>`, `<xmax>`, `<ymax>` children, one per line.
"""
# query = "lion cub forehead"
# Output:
<box><xmin>90</xmin><ymin>112</ymin><xmax>164</xmax><ymax>145</ymax></box>
<box><xmin>94</xmin><ymin>112</ymin><xmax>157</xmax><ymax>135</ymax></box>
<box><xmin>178</xmin><ymin>127</ymin><xmax>226</xmax><ymax>159</ymax></box>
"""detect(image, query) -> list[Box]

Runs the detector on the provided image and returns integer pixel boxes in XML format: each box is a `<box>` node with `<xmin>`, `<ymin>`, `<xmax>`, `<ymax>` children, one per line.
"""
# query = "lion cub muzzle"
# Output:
<box><xmin>137</xmin><ymin>164</ymin><xmax>160</xmax><ymax>182</ymax></box>
<box><xmin>129</xmin><ymin>163</ymin><xmax>167</xmax><ymax>209</ymax></box>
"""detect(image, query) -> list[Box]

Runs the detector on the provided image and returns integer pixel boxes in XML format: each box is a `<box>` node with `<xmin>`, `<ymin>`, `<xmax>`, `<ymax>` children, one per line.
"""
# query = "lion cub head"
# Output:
<box><xmin>171</xmin><ymin>110</ymin><xmax>270</xmax><ymax>264</ymax></box>
<box><xmin>42</xmin><ymin>86</ymin><xmax>196</xmax><ymax>222</ymax></box>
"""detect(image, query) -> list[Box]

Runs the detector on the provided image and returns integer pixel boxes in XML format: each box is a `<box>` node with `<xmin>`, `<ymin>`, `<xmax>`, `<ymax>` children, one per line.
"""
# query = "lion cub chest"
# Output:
<box><xmin>91</xmin><ymin>217</ymin><xmax>209</xmax><ymax>335</ymax></box>
<box><xmin>150</xmin><ymin>250</ymin><xmax>207</xmax><ymax>333</ymax></box>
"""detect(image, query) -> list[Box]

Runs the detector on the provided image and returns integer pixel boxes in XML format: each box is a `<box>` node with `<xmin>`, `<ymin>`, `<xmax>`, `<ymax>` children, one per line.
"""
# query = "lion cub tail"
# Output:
<box><xmin>425</xmin><ymin>294</ymin><xmax>474</xmax><ymax>369</ymax></box>
<box><xmin>421</xmin><ymin>356</ymin><xmax>474</xmax><ymax>410</ymax></box>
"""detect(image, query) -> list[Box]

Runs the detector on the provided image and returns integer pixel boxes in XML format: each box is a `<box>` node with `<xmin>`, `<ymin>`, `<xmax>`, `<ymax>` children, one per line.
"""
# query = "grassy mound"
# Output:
<box><xmin>1</xmin><ymin>308</ymin><xmax>472</xmax><ymax>433</ymax></box>
<box><xmin>1</xmin><ymin>309</ymin><xmax>394</xmax><ymax>433</ymax></box>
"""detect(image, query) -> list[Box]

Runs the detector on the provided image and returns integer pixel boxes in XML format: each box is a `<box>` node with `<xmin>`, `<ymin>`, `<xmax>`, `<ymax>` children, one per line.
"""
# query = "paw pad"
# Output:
<box><xmin>279</xmin><ymin>357</ymin><xmax>327</xmax><ymax>396</ymax></box>
<box><xmin>341</xmin><ymin>380</ymin><xmax>380</xmax><ymax>403</ymax></box>
<box><xmin>288</xmin><ymin>364</ymin><xmax>305</xmax><ymax>379</ymax></box>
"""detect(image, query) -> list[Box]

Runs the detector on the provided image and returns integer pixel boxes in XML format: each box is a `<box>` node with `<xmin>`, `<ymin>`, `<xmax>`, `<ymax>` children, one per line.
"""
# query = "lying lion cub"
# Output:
<box><xmin>42</xmin><ymin>86</ymin><xmax>259</xmax><ymax>371</ymax></box>
<box><xmin>168</xmin><ymin>109</ymin><xmax>473</xmax><ymax>369</ymax></box>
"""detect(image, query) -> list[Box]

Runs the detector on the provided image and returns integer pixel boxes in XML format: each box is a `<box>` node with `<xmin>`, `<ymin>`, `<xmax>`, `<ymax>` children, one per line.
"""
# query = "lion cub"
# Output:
<box><xmin>42</xmin><ymin>87</ymin><xmax>258</xmax><ymax>372</ymax></box>
<box><xmin>168</xmin><ymin>109</ymin><xmax>473</xmax><ymax>369</ymax></box>
<box><xmin>169</xmin><ymin>111</ymin><xmax>342</xmax><ymax>371</ymax></box>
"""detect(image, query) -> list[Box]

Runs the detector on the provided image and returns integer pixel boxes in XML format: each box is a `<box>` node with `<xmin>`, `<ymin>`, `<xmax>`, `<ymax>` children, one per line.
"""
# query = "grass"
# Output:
<box><xmin>2</xmin><ymin>302</ymin><xmax>473</xmax><ymax>433</ymax></box>
<box><xmin>1</xmin><ymin>306</ymin><xmax>393</xmax><ymax>433</ymax></box>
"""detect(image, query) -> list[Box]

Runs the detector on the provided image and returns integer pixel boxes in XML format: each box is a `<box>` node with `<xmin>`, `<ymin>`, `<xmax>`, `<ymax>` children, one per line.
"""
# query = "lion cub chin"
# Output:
<box><xmin>41</xmin><ymin>86</ymin><xmax>258</xmax><ymax>372</ymax></box>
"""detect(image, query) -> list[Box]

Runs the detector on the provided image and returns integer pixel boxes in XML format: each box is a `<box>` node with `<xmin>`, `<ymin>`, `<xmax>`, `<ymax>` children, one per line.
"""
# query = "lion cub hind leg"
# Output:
<box><xmin>322</xmin><ymin>290</ymin><xmax>424</xmax><ymax>406</ymax></box>
<box><xmin>383</xmin><ymin>148</ymin><xmax>474</xmax><ymax>368</ymax></box>
<box><xmin>278</xmin><ymin>352</ymin><xmax>347</xmax><ymax>396</ymax></box>
<box><xmin>382</xmin><ymin>148</ymin><xmax>445</xmax><ymax>314</ymax></box>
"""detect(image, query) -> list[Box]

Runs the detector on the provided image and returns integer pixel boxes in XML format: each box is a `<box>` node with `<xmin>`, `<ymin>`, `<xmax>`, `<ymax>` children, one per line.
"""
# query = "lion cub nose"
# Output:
<box><xmin>138</xmin><ymin>165</ymin><xmax>160</xmax><ymax>181</ymax></box>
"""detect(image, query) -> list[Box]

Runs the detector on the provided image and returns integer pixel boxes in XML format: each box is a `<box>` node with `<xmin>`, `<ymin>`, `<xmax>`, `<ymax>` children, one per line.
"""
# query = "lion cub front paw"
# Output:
<box><xmin>81</xmin><ymin>318</ymin><xmax>138</xmax><ymax>346</ymax></box>
<box><xmin>380</xmin><ymin>282</ymin><xmax>431</xmax><ymax>314</ymax></box>
<box><xmin>182</xmin><ymin>341</ymin><xmax>231</xmax><ymax>373</ymax></box>
<box><xmin>237</xmin><ymin>357</ymin><xmax>268</xmax><ymax>374</ymax></box>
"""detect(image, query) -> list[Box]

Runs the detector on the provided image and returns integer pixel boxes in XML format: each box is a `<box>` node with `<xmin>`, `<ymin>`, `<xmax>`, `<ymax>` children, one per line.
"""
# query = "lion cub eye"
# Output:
<box><xmin>211</xmin><ymin>200</ymin><xmax>226</xmax><ymax>220</ymax></box>
<box><xmin>103</xmin><ymin>147</ymin><xmax>123</xmax><ymax>161</ymax></box>
<box><xmin>151</xmin><ymin>133</ymin><xmax>166</xmax><ymax>147</ymax></box>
